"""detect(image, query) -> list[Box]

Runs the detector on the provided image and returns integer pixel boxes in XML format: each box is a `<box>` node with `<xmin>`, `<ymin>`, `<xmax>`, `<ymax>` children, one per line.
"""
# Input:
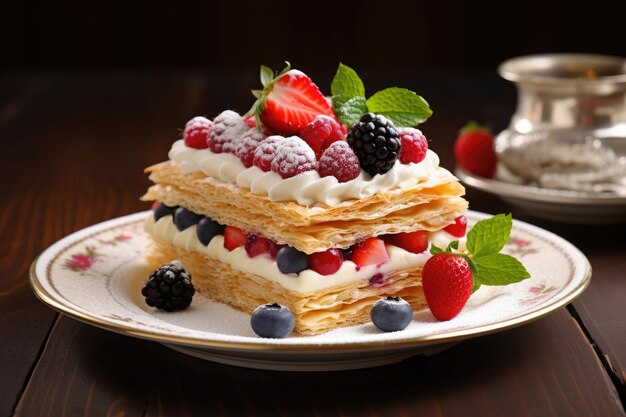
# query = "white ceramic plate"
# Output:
<box><xmin>456</xmin><ymin>167</ymin><xmax>626</xmax><ymax>224</ymax></box>
<box><xmin>30</xmin><ymin>210</ymin><xmax>591</xmax><ymax>371</ymax></box>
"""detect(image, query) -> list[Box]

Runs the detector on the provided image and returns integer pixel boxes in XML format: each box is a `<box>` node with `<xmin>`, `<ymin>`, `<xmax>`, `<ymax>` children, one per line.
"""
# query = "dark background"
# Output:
<box><xmin>2</xmin><ymin>0</ymin><xmax>625</xmax><ymax>73</ymax></box>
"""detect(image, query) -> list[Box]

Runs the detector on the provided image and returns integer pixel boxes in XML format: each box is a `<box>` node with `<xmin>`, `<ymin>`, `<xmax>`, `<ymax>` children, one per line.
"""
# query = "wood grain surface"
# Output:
<box><xmin>1</xmin><ymin>71</ymin><xmax>625</xmax><ymax>417</ymax></box>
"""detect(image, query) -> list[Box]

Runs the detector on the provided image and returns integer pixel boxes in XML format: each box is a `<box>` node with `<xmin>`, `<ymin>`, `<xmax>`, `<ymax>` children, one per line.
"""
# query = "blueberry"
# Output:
<box><xmin>371</xmin><ymin>296</ymin><xmax>413</xmax><ymax>332</ymax></box>
<box><xmin>250</xmin><ymin>303</ymin><xmax>295</xmax><ymax>338</ymax></box>
<box><xmin>276</xmin><ymin>246</ymin><xmax>309</xmax><ymax>275</ymax></box>
<box><xmin>173</xmin><ymin>207</ymin><xmax>202</xmax><ymax>231</ymax></box>
<box><xmin>196</xmin><ymin>217</ymin><xmax>225</xmax><ymax>245</ymax></box>
<box><xmin>154</xmin><ymin>203</ymin><xmax>177</xmax><ymax>221</ymax></box>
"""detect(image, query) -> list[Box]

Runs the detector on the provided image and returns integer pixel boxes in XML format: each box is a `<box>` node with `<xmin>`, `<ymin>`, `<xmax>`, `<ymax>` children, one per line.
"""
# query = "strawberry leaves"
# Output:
<box><xmin>331</xmin><ymin>63</ymin><xmax>432</xmax><ymax>128</ymax></box>
<box><xmin>431</xmin><ymin>214</ymin><xmax>531</xmax><ymax>292</ymax></box>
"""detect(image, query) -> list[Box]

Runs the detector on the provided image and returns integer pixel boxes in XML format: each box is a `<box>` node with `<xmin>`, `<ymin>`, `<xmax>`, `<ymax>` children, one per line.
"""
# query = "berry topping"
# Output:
<box><xmin>252</xmin><ymin>135</ymin><xmax>284</xmax><ymax>172</ymax></box>
<box><xmin>183</xmin><ymin>116</ymin><xmax>212</xmax><ymax>149</ymax></box>
<box><xmin>141</xmin><ymin>260</ymin><xmax>195</xmax><ymax>311</ymax></box>
<box><xmin>422</xmin><ymin>254</ymin><xmax>473</xmax><ymax>321</ymax></box>
<box><xmin>350</xmin><ymin>237</ymin><xmax>390</xmax><ymax>269</ymax></box>
<box><xmin>385</xmin><ymin>231</ymin><xmax>429</xmax><ymax>254</ymax></box>
<box><xmin>154</xmin><ymin>202</ymin><xmax>177</xmax><ymax>222</ymax></box>
<box><xmin>270</xmin><ymin>136</ymin><xmax>317</xmax><ymax>179</ymax></box>
<box><xmin>370</xmin><ymin>296</ymin><xmax>413</xmax><ymax>332</ymax></box>
<box><xmin>276</xmin><ymin>245</ymin><xmax>309</xmax><ymax>275</ymax></box>
<box><xmin>347</xmin><ymin>113</ymin><xmax>401</xmax><ymax>176</ymax></box>
<box><xmin>398</xmin><ymin>127</ymin><xmax>428</xmax><ymax>164</ymax></box>
<box><xmin>196</xmin><ymin>217</ymin><xmax>225</xmax><ymax>246</ymax></box>
<box><xmin>250</xmin><ymin>303</ymin><xmax>295</xmax><ymax>338</ymax></box>
<box><xmin>245</xmin><ymin>233</ymin><xmax>271</xmax><ymax>258</ymax></box>
<box><xmin>253</xmin><ymin>64</ymin><xmax>338</xmax><ymax>136</ymax></box>
<box><xmin>454</xmin><ymin>121</ymin><xmax>497</xmax><ymax>178</ymax></box>
<box><xmin>300</xmin><ymin>115</ymin><xmax>345</xmax><ymax>158</ymax></box>
<box><xmin>223</xmin><ymin>226</ymin><xmax>247</xmax><ymax>251</ymax></box>
<box><xmin>235</xmin><ymin>128</ymin><xmax>268</xmax><ymax>168</ymax></box>
<box><xmin>173</xmin><ymin>207</ymin><xmax>202</xmax><ymax>231</ymax></box>
<box><xmin>444</xmin><ymin>215</ymin><xmax>467</xmax><ymax>237</ymax></box>
<box><xmin>318</xmin><ymin>141</ymin><xmax>361</xmax><ymax>183</ymax></box>
<box><xmin>268</xmin><ymin>241</ymin><xmax>285</xmax><ymax>260</ymax></box>
<box><xmin>309</xmin><ymin>248</ymin><xmax>344</xmax><ymax>276</ymax></box>
<box><xmin>207</xmin><ymin>110</ymin><xmax>248</xmax><ymax>154</ymax></box>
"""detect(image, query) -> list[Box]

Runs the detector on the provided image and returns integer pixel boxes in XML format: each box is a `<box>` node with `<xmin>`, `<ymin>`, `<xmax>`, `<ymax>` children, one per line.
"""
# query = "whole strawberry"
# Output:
<box><xmin>454</xmin><ymin>121</ymin><xmax>497</xmax><ymax>178</ymax></box>
<box><xmin>422</xmin><ymin>254</ymin><xmax>473</xmax><ymax>321</ymax></box>
<box><xmin>422</xmin><ymin>214</ymin><xmax>531</xmax><ymax>321</ymax></box>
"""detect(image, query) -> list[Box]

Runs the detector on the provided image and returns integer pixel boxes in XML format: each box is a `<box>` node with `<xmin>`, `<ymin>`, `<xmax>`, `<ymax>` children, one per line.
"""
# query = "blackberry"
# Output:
<box><xmin>347</xmin><ymin>113</ymin><xmax>401</xmax><ymax>176</ymax></box>
<box><xmin>141</xmin><ymin>260</ymin><xmax>195</xmax><ymax>311</ymax></box>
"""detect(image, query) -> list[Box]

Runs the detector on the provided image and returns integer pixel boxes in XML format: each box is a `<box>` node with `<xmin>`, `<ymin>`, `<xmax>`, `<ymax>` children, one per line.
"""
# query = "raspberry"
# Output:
<box><xmin>398</xmin><ymin>128</ymin><xmax>428</xmax><ymax>164</ymax></box>
<box><xmin>271</xmin><ymin>136</ymin><xmax>317</xmax><ymax>179</ymax></box>
<box><xmin>252</xmin><ymin>136</ymin><xmax>284</xmax><ymax>172</ymax></box>
<box><xmin>183</xmin><ymin>116</ymin><xmax>212</xmax><ymax>149</ymax></box>
<box><xmin>318</xmin><ymin>141</ymin><xmax>361</xmax><ymax>182</ymax></box>
<box><xmin>208</xmin><ymin>110</ymin><xmax>248</xmax><ymax>154</ymax></box>
<box><xmin>235</xmin><ymin>128</ymin><xmax>268</xmax><ymax>168</ymax></box>
<box><xmin>300</xmin><ymin>115</ymin><xmax>345</xmax><ymax>159</ymax></box>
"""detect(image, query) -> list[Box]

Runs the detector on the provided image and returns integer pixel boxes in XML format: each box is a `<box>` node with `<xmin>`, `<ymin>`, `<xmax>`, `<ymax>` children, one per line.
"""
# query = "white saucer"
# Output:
<box><xmin>30</xmin><ymin>211</ymin><xmax>591</xmax><ymax>371</ymax></box>
<box><xmin>456</xmin><ymin>167</ymin><xmax>626</xmax><ymax>224</ymax></box>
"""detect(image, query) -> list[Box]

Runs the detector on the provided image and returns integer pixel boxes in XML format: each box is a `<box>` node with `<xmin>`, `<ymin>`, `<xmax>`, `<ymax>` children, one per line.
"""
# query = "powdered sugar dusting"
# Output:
<box><xmin>318</xmin><ymin>141</ymin><xmax>360</xmax><ymax>182</ymax></box>
<box><xmin>253</xmin><ymin>135</ymin><xmax>284</xmax><ymax>172</ymax></box>
<box><xmin>208</xmin><ymin>110</ymin><xmax>248</xmax><ymax>154</ymax></box>
<box><xmin>235</xmin><ymin>128</ymin><xmax>268</xmax><ymax>167</ymax></box>
<box><xmin>271</xmin><ymin>136</ymin><xmax>317</xmax><ymax>179</ymax></box>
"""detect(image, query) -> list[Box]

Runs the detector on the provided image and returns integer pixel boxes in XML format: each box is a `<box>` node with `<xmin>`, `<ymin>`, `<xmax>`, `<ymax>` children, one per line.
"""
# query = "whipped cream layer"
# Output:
<box><xmin>145</xmin><ymin>215</ymin><xmax>464</xmax><ymax>293</ymax></box>
<box><xmin>168</xmin><ymin>139</ymin><xmax>448</xmax><ymax>206</ymax></box>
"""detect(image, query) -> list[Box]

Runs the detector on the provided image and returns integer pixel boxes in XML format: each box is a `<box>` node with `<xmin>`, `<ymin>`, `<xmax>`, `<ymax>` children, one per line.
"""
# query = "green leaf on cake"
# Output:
<box><xmin>336</xmin><ymin>96</ymin><xmax>368</xmax><ymax>127</ymax></box>
<box><xmin>366</xmin><ymin>87</ymin><xmax>433</xmax><ymax>127</ymax></box>
<box><xmin>331</xmin><ymin>63</ymin><xmax>365</xmax><ymax>110</ymax></box>
<box><xmin>260</xmin><ymin>65</ymin><xmax>274</xmax><ymax>88</ymax></box>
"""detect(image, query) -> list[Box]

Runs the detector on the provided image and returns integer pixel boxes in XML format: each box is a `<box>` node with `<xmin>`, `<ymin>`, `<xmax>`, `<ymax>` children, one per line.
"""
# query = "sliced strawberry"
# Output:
<box><xmin>309</xmin><ymin>248</ymin><xmax>344</xmax><ymax>276</ymax></box>
<box><xmin>444</xmin><ymin>215</ymin><xmax>467</xmax><ymax>237</ymax></box>
<box><xmin>386</xmin><ymin>231</ymin><xmax>428</xmax><ymax>254</ymax></box>
<box><xmin>224</xmin><ymin>226</ymin><xmax>247</xmax><ymax>251</ymax></box>
<box><xmin>253</xmin><ymin>64</ymin><xmax>338</xmax><ymax>136</ymax></box>
<box><xmin>350</xmin><ymin>238</ymin><xmax>390</xmax><ymax>269</ymax></box>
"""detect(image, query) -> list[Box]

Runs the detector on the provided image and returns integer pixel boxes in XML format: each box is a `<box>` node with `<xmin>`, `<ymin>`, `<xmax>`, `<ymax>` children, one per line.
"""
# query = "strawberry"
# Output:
<box><xmin>224</xmin><ymin>226</ymin><xmax>247</xmax><ymax>251</ymax></box>
<box><xmin>444</xmin><ymin>215</ymin><xmax>467</xmax><ymax>237</ymax></box>
<box><xmin>252</xmin><ymin>63</ymin><xmax>338</xmax><ymax>136</ymax></box>
<box><xmin>454</xmin><ymin>121</ymin><xmax>497</xmax><ymax>178</ymax></box>
<box><xmin>309</xmin><ymin>248</ymin><xmax>344</xmax><ymax>276</ymax></box>
<box><xmin>351</xmin><ymin>238</ymin><xmax>390</xmax><ymax>269</ymax></box>
<box><xmin>422</xmin><ymin>254</ymin><xmax>473</xmax><ymax>321</ymax></box>
<box><xmin>386</xmin><ymin>231</ymin><xmax>428</xmax><ymax>254</ymax></box>
<box><xmin>245</xmin><ymin>233</ymin><xmax>271</xmax><ymax>258</ymax></box>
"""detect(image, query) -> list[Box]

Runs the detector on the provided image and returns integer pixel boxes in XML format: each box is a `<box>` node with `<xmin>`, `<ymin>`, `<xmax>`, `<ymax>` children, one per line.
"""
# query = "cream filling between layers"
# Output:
<box><xmin>145</xmin><ymin>215</ymin><xmax>465</xmax><ymax>293</ymax></box>
<box><xmin>168</xmin><ymin>139</ymin><xmax>451</xmax><ymax>207</ymax></box>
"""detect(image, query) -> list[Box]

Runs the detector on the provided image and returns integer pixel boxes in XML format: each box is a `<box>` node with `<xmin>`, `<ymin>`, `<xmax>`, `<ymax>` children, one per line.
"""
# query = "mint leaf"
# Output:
<box><xmin>430</xmin><ymin>244</ymin><xmax>444</xmax><ymax>255</ymax></box>
<box><xmin>260</xmin><ymin>65</ymin><xmax>274</xmax><ymax>88</ymax></box>
<box><xmin>365</xmin><ymin>87</ymin><xmax>432</xmax><ymax>127</ymax></box>
<box><xmin>466</xmin><ymin>214</ymin><xmax>512</xmax><ymax>258</ymax></box>
<box><xmin>473</xmin><ymin>253</ymin><xmax>531</xmax><ymax>286</ymax></box>
<box><xmin>331</xmin><ymin>63</ymin><xmax>365</xmax><ymax>102</ymax></box>
<box><xmin>332</xmin><ymin>93</ymin><xmax>352</xmax><ymax>114</ymax></box>
<box><xmin>337</xmin><ymin>96</ymin><xmax>367</xmax><ymax>127</ymax></box>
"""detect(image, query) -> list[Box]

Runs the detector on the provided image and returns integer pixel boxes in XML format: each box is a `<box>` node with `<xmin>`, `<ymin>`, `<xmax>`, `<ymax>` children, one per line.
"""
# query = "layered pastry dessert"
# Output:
<box><xmin>142</xmin><ymin>63</ymin><xmax>468</xmax><ymax>335</ymax></box>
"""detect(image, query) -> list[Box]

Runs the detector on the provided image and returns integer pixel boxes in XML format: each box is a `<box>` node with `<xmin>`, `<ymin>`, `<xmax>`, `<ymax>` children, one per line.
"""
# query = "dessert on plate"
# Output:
<box><xmin>141</xmin><ymin>63</ymin><xmax>469</xmax><ymax>335</ymax></box>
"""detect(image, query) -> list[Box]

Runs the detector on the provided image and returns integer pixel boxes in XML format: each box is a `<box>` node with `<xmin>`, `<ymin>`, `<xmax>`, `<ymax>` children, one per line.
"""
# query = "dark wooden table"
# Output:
<box><xmin>1</xmin><ymin>69</ymin><xmax>625</xmax><ymax>417</ymax></box>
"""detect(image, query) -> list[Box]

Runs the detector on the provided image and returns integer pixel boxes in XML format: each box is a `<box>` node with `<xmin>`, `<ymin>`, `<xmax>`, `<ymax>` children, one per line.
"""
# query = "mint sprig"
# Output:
<box><xmin>331</xmin><ymin>63</ymin><xmax>432</xmax><ymax>128</ymax></box>
<box><xmin>431</xmin><ymin>214</ymin><xmax>531</xmax><ymax>292</ymax></box>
